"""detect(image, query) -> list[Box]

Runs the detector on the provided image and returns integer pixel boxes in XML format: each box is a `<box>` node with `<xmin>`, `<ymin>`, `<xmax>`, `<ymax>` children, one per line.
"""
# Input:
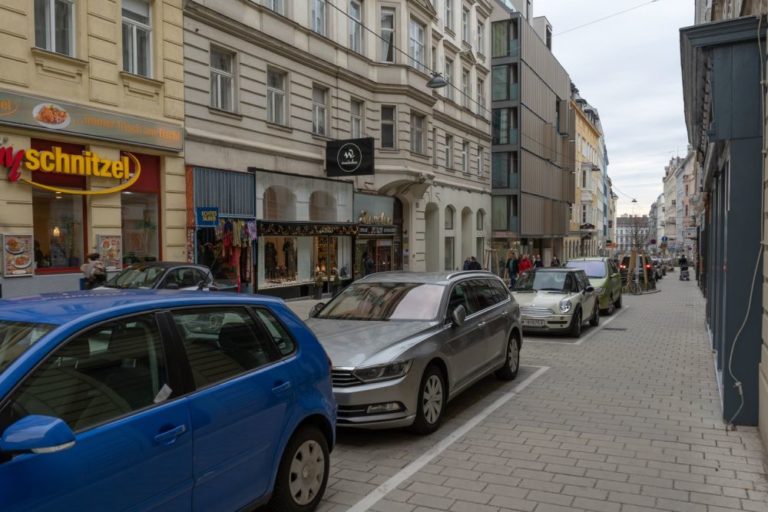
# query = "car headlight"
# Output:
<box><xmin>353</xmin><ymin>361</ymin><xmax>413</xmax><ymax>383</ymax></box>
<box><xmin>559</xmin><ymin>300</ymin><xmax>572</xmax><ymax>313</ymax></box>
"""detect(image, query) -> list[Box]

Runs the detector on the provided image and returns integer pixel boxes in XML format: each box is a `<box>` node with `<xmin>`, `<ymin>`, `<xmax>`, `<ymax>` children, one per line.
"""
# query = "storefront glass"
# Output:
<box><xmin>353</xmin><ymin>193</ymin><xmax>403</xmax><ymax>278</ymax></box>
<box><xmin>32</xmin><ymin>190</ymin><xmax>84</xmax><ymax>271</ymax></box>
<box><xmin>121</xmin><ymin>192</ymin><xmax>159</xmax><ymax>264</ymax></box>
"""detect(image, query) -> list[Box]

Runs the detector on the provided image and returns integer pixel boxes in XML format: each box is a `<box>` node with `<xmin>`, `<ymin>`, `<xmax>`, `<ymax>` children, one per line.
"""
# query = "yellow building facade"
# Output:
<box><xmin>565</xmin><ymin>97</ymin><xmax>602</xmax><ymax>260</ymax></box>
<box><xmin>0</xmin><ymin>0</ymin><xmax>185</xmax><ymax>296</ymax></box>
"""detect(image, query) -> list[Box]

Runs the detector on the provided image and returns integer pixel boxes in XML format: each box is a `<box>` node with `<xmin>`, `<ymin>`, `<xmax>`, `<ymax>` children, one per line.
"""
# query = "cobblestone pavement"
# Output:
<box><xmin>287</xmin><ymin>277</ymin><xmax>768</xmax><ymax>512</ymax></box>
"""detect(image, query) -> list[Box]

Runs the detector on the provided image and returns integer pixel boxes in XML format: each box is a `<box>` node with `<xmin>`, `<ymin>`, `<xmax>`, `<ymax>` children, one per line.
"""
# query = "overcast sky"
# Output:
<box><xmin>535</xmin><ymin>0</ymin><xmax>694</xmax><ymax>215</ymax></box>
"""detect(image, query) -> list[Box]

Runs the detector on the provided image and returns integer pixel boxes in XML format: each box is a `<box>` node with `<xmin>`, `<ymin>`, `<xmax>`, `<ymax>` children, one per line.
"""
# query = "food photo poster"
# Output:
<box><xmin>96</xmin><ymin>235</ymin><xmax>122</xmax><ymax>272</ymax></box>
<box><xmin>3</xmin><ymin>234</ymin><xmax>34</xmax><ymax>277</ymax></box>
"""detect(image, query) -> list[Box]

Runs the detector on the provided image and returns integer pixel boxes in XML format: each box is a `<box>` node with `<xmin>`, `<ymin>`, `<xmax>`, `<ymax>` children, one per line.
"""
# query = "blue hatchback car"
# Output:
<box><xmin>0</xmin><ymin>291</ymin><xmax>336</xmax><ymax>512</ymax></box>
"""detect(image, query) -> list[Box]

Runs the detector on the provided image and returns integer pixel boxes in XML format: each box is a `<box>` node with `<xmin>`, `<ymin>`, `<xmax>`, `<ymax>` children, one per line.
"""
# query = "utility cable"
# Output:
<box><xmin>556</xmin><ymin>0</ymin><xmax>662</xmax><ymax>36</ymax></box>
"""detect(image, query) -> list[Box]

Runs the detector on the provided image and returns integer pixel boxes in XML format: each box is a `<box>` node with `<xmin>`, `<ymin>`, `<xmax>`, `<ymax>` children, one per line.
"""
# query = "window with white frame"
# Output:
<box><xmin>122</xmin><ymin>0</ymin><xmax>152</xmax><ymax>77</ymax></box>
<box><xmin>462</xmin><ymin>69</ymin><xmax>471</xmax><ymax>108</ymax></box>
<box><xmin>35</xmin><ymin>0</ymin><xmax>74</xmax><ymax>56</ymax></box>
<box><xmin>409</xmin><ymin>18</ymin><xmax>426</xmax><ymax>73</ymax></box>
<box><xmin>267</xmin><ymin>68</ymin><xmax>287</xmax><ymax>125</ymax></box>
<box><xmin>266</xmin><ymin>0</ymin><xmax>284</xmax><ymax>14</ymax></box>
<box><xmin>445</xmin><ymin>134</ymin><xmax>453</xmax><ymax>169</ymax></box>
<box><xmin>462</xmin><ymin>7</ymin><xmax>470</xmax><ymax>42</ymax></box>
<box><xmin>380</xmin><ymin>7</ymin><xmax>395</xmax><ymax>62</ymax></box>
<box><xmin>444</xmin><ymin>58</ymin><xmax>454</xmax><ymax>101</ymax></box>
<box><xmin>410</xmin><ymin>111</ymin><xmax>425</xmax><ymax>154</ymax></box>
<box><xmin>445</xmin><ymin>0</ymin><xmax>453</xmax><ymax>31</ymax></box>
<box><xmin>477</xmin><ymin>146</ymin><xmax>484</xmax><ymax>176</ymax></box>
<box><xmin>312</xmin><ymin>85</ymin><xmax>328</xmax><ymax>135</ymax></box>
<box><xmin>210</xmin><ymin>47</ymin><xmax>236</xmax><ymax>112</ymax></box>
<box><xmin>350</xmin><ymin>99</ymin><xmax>364</xmax><ymax>138</ymax></box>
<box><xmin>477</xmin><ymin>20</ymin><xmax>485</xmax><ymax>54</ymax></box>
<box><xmin>381</xmin><ymin>105</ymin><xmax>396</xmax><ymax>149</ymax></box>
<box><xmin>461</xmin><ymin>141</ymin><xmax>469</xmax><ymax>172</ymax></box>
<box><xmin>349</xmin><ymin>0</ymin><xmax>363</xmax><ymax>53</ymax></box>
<box><xmin>312</xmin><ymin>0</ymin><xmax>326</xmax><ymax>36</ymax></box>
<box><xmin>477</xmin><ymin>78</ymin><xmax>485</xmax><ymax>115</ymax></box>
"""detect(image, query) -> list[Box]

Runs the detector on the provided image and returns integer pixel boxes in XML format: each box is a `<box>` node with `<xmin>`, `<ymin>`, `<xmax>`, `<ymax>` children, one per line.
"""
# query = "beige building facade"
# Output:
<box><xmin>184</xmin><ymin>0</ymin><xmax>492</xmax><ymax>297</ymax></box>
<box><xmin>0</xmin><ymin>0</ymin><xmax>186</xmax><ymax>297</ymax></box>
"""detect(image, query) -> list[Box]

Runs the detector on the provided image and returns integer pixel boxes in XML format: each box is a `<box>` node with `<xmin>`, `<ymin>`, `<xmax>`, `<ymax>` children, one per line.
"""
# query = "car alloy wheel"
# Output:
<box><xmin>411</xmin><ymin>365</ymin><xmax>446</xmax><ymax>435</ymax></box>
<box><xmin>569</xmin><ymin>310</ymin><xmax>582</xmax><ymax>338</ymax></box>
<box><xmin>288</xmin><ymin>440</ymin><xmax>325</xmax><ymax>505</ymax></box>
<box><xmin>496</xmin><ymin>334</ymin><xmax>520</xmax><ymax>380</ymax></box>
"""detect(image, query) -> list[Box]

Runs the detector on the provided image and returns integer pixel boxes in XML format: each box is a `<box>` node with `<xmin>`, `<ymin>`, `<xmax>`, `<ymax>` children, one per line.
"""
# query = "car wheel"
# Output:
<box><xmin>589</xmin><ymin>304</ymin><xmax>600</xmax><ymax>327</ymax></box>
<box><xmin>411</xmin><ymin>365</ymin><xmax>446</xmax><ymax>435</ymax></box>
<box><xmin>614</xmin><ymin>293</ymin><xmax>622</xmax><ymax>309</ymax></box>
<box><xmin>568</xmin><ymin>309</ymin><xmax>582</xmax><ymax>338</ymax></box>
<box><xmin>495</xmin><ymin>332</ymin><xmax>520</xmax><ymax>381</ymax></box>
<box><xmin>266</xmin><ymin>426</ymin><xmax>329</xmax><ymax>512</ymax></box>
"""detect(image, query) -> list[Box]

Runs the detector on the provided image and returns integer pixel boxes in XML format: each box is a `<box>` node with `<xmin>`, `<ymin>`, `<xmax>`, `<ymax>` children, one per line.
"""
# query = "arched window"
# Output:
<box><xmin>309</xmin><ymin>191</ymin><xmax>337</xmax><ymax>221</ymax></box>
<box><xmin>445</xmin><ymin>205</ymin><xmax>455</xmax><ymax>230</ymax></box>
<box><xmin>476</xmin><ymin>209</ymin><xmax>485</xmax><ymax>231</ymax></box>
<box><xmin>263</xmin><ymin>186</ymin><xmax>296</xmax><ymax>220</ymax></box>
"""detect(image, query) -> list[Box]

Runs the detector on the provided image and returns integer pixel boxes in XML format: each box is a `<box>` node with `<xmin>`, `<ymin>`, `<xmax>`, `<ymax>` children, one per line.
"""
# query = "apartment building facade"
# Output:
<box><xmin>662</xmin><ymin>156</ymin><xmax>680</xmax><ymax>254</ymax></box>
<box><xmin>0</xmin><ymin>0</ymin><xmax>186</xmax><ymax>297</ymax></box>
<box><xmin>490</xmin><ymin>0</ymin><xmax>575</xmax><ymax>265</ymax></box>
<box><xmin>184</xmin><ymin>0</ymin><xmax>492</xmax><ymax>297</ymax></box>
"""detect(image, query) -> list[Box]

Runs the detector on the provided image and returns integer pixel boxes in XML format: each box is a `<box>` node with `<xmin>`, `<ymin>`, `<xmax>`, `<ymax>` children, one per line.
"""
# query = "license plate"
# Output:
<box><xmin>523</xmin><ymin>319</ymin><xmax>546</xmax><ymax>327</ymax></box>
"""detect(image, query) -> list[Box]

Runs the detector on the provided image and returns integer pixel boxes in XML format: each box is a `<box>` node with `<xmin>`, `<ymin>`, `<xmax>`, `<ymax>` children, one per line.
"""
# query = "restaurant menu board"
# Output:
<box><xmin>97</xmin><ymin>235</ymin><xmax>122</xmax><ymax>272</ymax></box>
<box><xmin>3</xmin><ymin>234</ymin><xmax>34</xmax><ymax>277</ymax></box>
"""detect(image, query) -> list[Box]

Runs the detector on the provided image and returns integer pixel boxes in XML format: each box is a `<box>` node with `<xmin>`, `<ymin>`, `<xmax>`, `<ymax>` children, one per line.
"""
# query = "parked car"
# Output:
<box><xmin>97</xmin><ymin>262</ymin><xmax>236</xmax><ymax>291</ymax></box>
<box><xmin>306</xmin><ymin>271</ymin><xmax>522</xmax><ymax>434</ymax></box>
<box><xmin>0</xmin><ymin>291</ymin><xmax>335</xmax><ymax>512</ymax></box>
<box><xmin>620</xmin><ymin>255</ymin><xmax>656</xmax><ymax>288</ymax></box>
<box><xmin>512</xmin><ymin>268</ymin><xmax>599</xmax><ymax>337</ymax></box>
<box><xmin>650</xmin><ymin>257</ymin><xmax>665</xmax><ymax>279</ymax></box>
<box><xmin>564</xmin><ymin>257</ymin><xmax>623</xmax><ymax>313</ymax></box>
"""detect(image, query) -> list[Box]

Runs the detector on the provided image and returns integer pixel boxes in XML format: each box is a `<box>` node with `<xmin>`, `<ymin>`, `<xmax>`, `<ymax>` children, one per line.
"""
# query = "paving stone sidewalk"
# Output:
<box><xmin>288</xmin><ymin>278</ymin><xmax>768</xmax><ymax>512</ymax></box>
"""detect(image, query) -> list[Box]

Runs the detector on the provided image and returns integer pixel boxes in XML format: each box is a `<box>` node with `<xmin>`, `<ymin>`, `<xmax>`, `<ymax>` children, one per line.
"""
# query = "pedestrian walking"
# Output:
<box><xmin>533</xmin><ymin>254</ymin><xmax>543</xmax><ymax>268</ymax></box>
<box><xmin>550</xmin><ymin>255</ymin><xmax>560</xmax><ymax>267</ymax></box>
<box><xmin>518</xmin><ymin>254</ymin><xmax>533</xmax><ymax>275</ymax></box>
<box><xmin>362</xmin><ymin>252</ymin><xmax>375</xmax><ymax>275</ymax></box>
<box><xmin>506</xmin><ymin>250</ymin><xmax>519</xmax><ymax>289</ymax></box>
<box><xmin>469</xmin><ymin>256</ymin><xmax>482</xmax><ymax>270</ymax></box>
<box><xmin>81</xmin><ymin>252</ymin><xmax>106</xmax><ymax>290</ymax></box>
<box><xmin>462</xmin><ymin>257</ymin><xmax>472</xmax><ymax>270</ymax></box>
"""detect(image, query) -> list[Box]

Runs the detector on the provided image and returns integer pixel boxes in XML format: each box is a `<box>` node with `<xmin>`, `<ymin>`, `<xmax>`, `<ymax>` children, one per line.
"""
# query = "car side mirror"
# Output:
<box><xmin>586</xmin><ymin>286</ymin><xmax>595</xmax><ymax>293</ymax></box>
<box><xmin>0</xmin><ymin>415</ymin><xmax>75</xmax><ymax>455</ymax></box>
<box><xmin>164</xmin><ymin>282</ymin><xmax>180</xmax><ymax>290</ymax></box>
<box><xmin>451</xmin><ymin>305</ymin><xmax>467</xmax><ymax>327</ymax></box>
<box><xmin>309</xmin><ymin>302</ymin><xmax>325</xmax><ymax>318</ymax></box>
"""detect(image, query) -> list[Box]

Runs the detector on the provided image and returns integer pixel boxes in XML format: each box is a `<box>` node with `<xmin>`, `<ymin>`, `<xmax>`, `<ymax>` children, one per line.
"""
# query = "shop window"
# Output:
<box><xmin>444</xmin><ymin>237</ymin><xmax>455</xmax><ymax>270</ymax></box>
<box><xmin>31</xmin><ymin>140</ymin><xmax>85</xmax><ymax>273</ymax></box>
<box><xmin>35</xmin><ymin>0</ymin><xmax>74</xmax><ymax>57</ymax></box>
<box><xmin>121</xmin><ymin>153</ymin><xmax>160</xmax><ymax>265</ymax></box>
<box><xmin>309</xmin><ymin>191</ymin><xmax>336</xmax><ymax>222</ymax></box>
<box><xmin>263</xmin><ymin>186</ymin><xmax>296</xmax><ymax>220</ymax></box>
<box><xmin>122</xmin><ymin>0</ymin><xmax>152</xmax><ymax>77</ymax></box>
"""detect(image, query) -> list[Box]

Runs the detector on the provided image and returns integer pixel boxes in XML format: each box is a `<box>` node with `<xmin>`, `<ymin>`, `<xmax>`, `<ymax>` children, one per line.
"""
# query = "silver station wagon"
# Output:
<box><xmin>306</xmin><ymin>271</ymin><xmax>522</xmax><ymax>434</ymax></box>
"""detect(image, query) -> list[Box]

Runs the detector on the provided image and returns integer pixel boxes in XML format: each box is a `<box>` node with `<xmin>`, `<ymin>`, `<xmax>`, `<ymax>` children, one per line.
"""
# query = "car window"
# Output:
<box><xmin>468</xmin><ymin>279</ymin><xmax>500</xmax><ymax>311</ymax></box>
<box><xmin>564</xmin><ymin>274</ymin><xmax>579</xmax><ymax>293</ymax></box>
<box><xmin>316</xmin><ymin>282</ymin><xmax>444</xmax><ymax>321</ymax></box>
<box><xmin>171</xmin><ymin>308</ymin><xmax>279</xmax><ymax>388</ymax></box>
<box><xmin>490</xmin><ymin>279</ymin><xmax>510</xmax><ymax>302</ymax></box>
<box><xmin>565</xmin><ymin>260</ymin><xmax>606</xmax><ymax>278</ymax></box>
<box><xmin>447</xmin><ymin>282</ymin><xmax>478</xmax><ymax>316</ymax></box>
<box><xmin>164</xmin><ymin>268</ymin><xmax>202</xmax><ymax>288</ymax></box>
<box><xmin>576</xmin><ymin>272</ymin><xmax>590</xmax><ymax>290</ymax></box>
<box><xmin>193</xmin><ymin>269</ymin><xmax>210</xmax><ymax>286</ymax></box>
<box><xmin>1</xmin><ymin>315</ymin><xmax>168</xmax><ymax>433</ymax></box>
<box><xmin>253</xmin><ymin>308</ymin><xmax>296</xmax><ymax>357</ymax></box>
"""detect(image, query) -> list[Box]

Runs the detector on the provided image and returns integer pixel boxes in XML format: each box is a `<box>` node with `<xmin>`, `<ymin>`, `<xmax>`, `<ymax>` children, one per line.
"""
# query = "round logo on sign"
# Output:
<box><xmin>337</xmin><ymin>143</ymin><xmax>363</xmax><ymax>173</ymax></box>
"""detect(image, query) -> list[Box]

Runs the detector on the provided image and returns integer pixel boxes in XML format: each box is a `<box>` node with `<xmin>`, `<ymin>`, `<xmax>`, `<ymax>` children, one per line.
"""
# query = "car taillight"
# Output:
<box><xmin>645</xmin><ymin>264</ymin><xmax>651</xmax><ymax>269</ymax></box>
<box><xmin>620</xmin><ymin>265</ymin><xmax>626</xmax><ymax>269</ymax></box>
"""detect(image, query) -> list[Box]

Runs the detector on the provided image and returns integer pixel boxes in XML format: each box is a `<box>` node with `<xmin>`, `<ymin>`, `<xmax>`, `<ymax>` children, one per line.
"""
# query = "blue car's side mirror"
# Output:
<box><xmin>0</xmin><ymin>415</ymin><xmax>75</xmax><ymax>455</ymax></box>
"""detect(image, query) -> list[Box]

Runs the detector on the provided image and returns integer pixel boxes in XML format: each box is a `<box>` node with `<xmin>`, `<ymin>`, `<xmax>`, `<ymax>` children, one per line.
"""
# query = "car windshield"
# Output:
<box><xmin>0</xmin><ymin>320</ymin><xmax>55</xmax><ymax>373</ymax></box>
<box><xmin>104</xmin><ymin>266</ymin><xmax>166</xmax><ymax>289</ymax></box>
<box><xmin>316</xmin><ymin>282</ymin><xmax>445</xmax><ymax>321</ymax></box>
<box><xmin>515</xmin><ymin>271</ymin><xmax>569</xmax><ymax>292</ymax></box>
<box><xmin>566</xmin><ymin>260</ymin><xmax>606</xmax><ymax>278</ymax></box>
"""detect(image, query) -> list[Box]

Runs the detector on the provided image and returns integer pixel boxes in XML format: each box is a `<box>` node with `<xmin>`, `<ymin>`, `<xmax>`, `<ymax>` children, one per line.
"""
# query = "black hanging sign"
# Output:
<box><xmin>326</xmin><ymin>137</ymin><xmax>374</xmax><ymax>177</ymax></box>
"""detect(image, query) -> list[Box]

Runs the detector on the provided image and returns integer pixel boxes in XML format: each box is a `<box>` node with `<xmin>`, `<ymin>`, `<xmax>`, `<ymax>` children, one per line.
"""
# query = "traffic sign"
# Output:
<box><xmin>661</xmin><ymin>236</ymin><xmax>668</xmax><ymax>242</ymax></box>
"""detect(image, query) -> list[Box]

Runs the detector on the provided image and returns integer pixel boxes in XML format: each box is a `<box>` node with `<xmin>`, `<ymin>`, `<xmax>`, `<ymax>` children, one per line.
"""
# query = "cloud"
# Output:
<box><xmin>536</xmin><ymin>0</ymin><xmax>694</xmax><ymax>215</ymax></box>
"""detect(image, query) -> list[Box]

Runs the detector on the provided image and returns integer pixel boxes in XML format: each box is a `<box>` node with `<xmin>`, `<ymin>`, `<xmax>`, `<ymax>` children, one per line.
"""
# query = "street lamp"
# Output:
<box><xmin>426</xmin><ymin>72</ymin><xmax>449</xmax><ymax>89</ymax></box>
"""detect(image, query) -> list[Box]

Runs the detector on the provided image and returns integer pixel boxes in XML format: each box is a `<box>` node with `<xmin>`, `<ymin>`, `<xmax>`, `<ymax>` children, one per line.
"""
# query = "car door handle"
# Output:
<box><xmin>477</xmin><ymin>321</ymin><xmax>487</xmax><ymax>328</ymax></box>
<box><xmin>501</xmin><ymin>311</ymin><xmax>509</xmax><ymax>317</ymax></box>
<box><xmin>154</xmin><ymin>425</ymin><xmax>187</xmax><ymax>446</ymax></box>
<box><xmin>272</xmin><ymin>381</ymin><xmax>292</xmax><ymax>395</ymax></box>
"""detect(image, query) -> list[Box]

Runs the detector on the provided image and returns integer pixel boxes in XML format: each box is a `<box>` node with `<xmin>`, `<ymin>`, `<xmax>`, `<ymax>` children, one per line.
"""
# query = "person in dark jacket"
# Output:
<box><xmin>463</xmin><ymin>257</ymin><xmax>472</xmax><ymax>270</ymax></box>
<box><xmin>469</xmin><ymin>256</ymin><xmax>482</xmax><ymax>270</ymax></box>
<box><xmin>533</xmin><ymin>254</ymin><xmax>543</xmax><ymax>268</ymax></box>
<box><xmin>506</xmin><ymin>250</ymin><xmax>519</xmax><ymax>288</ymax></box>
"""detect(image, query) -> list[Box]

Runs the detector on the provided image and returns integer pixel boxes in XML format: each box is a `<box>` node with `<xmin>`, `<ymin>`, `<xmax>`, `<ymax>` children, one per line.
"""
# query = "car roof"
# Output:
<box><xmin>567</xmin><ymin>257</ymin><xmax>608</xmax><ymax>262</ymax></box>
<box><xmin>530</xmin><ymin>267</ymin><xmax>582</xmax><ymax>273</ymax></box>
<box><xmin>358</xmin><ymin>271</ymin><xmax>500</xmax><ymax>285</ymax></box>
<box><xmin>0</xmin><ymin>290</ymin><xmax>284</xmax><ymax>326</ymax></box>
<box><xmin>124</xmin><ymin>261</ymin><xmax>208</xmax><ymax>270</ymax></box>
